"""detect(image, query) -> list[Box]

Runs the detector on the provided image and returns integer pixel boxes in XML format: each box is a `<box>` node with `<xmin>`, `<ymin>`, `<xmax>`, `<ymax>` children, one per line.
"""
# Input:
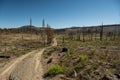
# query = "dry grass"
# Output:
<box><xmin>42</xmin><ymin>34</ymin><xmax>120</xmax><ymax>80</ymax></box>
<box><xmin>0</xmin><ymin>33</ymin><xmax>46</xmax><ymax>68</ymax></box>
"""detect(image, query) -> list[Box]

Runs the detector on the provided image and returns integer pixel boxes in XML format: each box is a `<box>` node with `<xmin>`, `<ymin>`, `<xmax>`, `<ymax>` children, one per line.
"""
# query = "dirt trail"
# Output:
<box><xmin>0</xmin><ymin>38</ymin><xmax>57</xmax><ymax>80</ymax></box>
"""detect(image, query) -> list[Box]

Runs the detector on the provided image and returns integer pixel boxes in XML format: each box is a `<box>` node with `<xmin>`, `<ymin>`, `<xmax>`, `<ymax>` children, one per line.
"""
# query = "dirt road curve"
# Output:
<box><xmin>0</xmin><ymin>38</ymin><xmax>57</xmax><ymax>80</ymax></box>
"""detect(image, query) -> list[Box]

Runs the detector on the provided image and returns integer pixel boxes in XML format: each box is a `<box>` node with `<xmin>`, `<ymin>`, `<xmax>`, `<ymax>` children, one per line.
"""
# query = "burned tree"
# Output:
<box><xmin>100</xmin><ymin>23</ymin><xmax>103</xmax><ymax>41</ymax></box>
<box><xmin>82</xmin><ymin>27</ymin><xmax>85</xmax><ymax>42</ymax></box>
<box><xmin>87</xmin><ymin>29</ymin><xmax>91</xmax><ymax>41</ymax></box>
<box><xmin>76</xmin><ymin>29</ymin><xmax>81</xmax><ymax>41</ymax></box>
<box><xmin>95</xmin><ymin>27</ymin><xmax>97</xmax><ymax>40</ymax></box>
<box><xmin>46</xmin><ymin>24</ymin><xmax>54</xmax><ymax>44</ymax></box>
<box><xmin>117</xmin><ymin>27</ymin><xmax>120</xmax><ymax>40</ymax></box>
<box><xmin>4</xmin><ymin>28</ymin><xmax>8</xmax><ymax>54</ymax></box>
<box><xmin>108</xmin><ymin>32</ymin><xmax>113</xmax><ymax>40</ymax></box>
<box><xmin>21</xmin><ymin>28</ymin><xmax>24</xmax><ymax>40</ymax></box>
<box><xmin>90</xmin><ymin>27</ymin><xmax>93</xmax><ymax>41</ymax></box>
<box><xmin>68</xmin><ymin>30</ymin><xmax>74</xmax><ymax>40</ymax></box>
<box><xmin>113</xmin><ymin>26</ymin><xmax>117</xmax><ymax>40</ymax></box>
<box><xmin>30</xmin><ymin>18</ymin><xmax>32</xmax><ymax>40</ymax></box>
<box><xmin>41</xmin><ymin>19</ymin><xmax>46</xmax><ymax>45</ymax></box>
<box><xmin>62</xmin><ymin>36</ymin><xmax>65</xmax><ymax>43</ymax></box>
<box><xmin>105</xmin><ymin>32</ymin><xmax>108</xmax><ymax>41</ymax></box>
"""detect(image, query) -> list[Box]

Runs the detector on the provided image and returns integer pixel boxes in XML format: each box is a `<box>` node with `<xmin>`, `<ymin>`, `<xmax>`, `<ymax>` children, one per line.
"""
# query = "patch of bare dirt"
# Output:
<box><xmin>0</xmin><ymin>38</ymin><xmax>57</xmax><ymax>80</ymax></box>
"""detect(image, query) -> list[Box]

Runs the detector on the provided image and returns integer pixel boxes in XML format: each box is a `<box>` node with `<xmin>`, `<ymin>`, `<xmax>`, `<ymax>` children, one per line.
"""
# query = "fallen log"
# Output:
<box><xmin>0</xmin><ymin>55</ymin><xmax>10</xmax><ymax>58</ymax></box>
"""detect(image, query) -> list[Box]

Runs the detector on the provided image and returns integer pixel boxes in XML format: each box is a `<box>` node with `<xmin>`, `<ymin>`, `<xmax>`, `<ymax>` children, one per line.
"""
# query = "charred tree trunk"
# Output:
<box><xmin>68</xmin><ymin>31</ymin><xmax>74</xmax><ymax>40</ymax></box>
<box><xmin>76</xmin><ymin>29</ymin><xmax>81</xmax><ymax>41</ymax></box>
<box><xmin>109</xmin><ymin>32</ymin><xmax>113</xmax><ymax>40</ymax></box>
<box><xmin>62</xmin><ymin>36</ymin><xmax>64</xmax><ymax>43</ymax></box>
<box><xmin>82</xmin><ymin>27</ymin><xmax>85</xmax><ymax>42</ymax></box>
<box><xmin>118</xmin><ymin>28</ymin><xmax>120</xmax><ymax>40</ymax></box>
<box><xmin>100</xmin><ymin>24</ymin><xmax>103</xmax><ymax>41</ymax></box>
<box><xmin>105</xmin><ymin>33</ymin><xmax>108</xmax><ymax>41</ymax></box>
<box><xmin>95</xmin><ymin>28</ymin><xmax>97</xmax><ymax>41</ymax></box>
<box><xmin>87</xmin><ymin>29</ymin><xmax>91</xmax><ymax>41</ymax></box>
<box><xmin>113</xmin><ymin>27</ymin><xmax>117</xmax><ymax>40</ymax></box>
<box><xmin>21</xmin><ymin>29</ymin><xmax>24</xmax><ymax>41</ymax></box>
<box><xmin>90</xmin><ymin>28</ymin><xmax>93</xmax><ymax>41</ymax></box>
<box><xmin>5</xmin><ymin>29</ymin><xmax>7</xmax><ymax>54</ymax></box>
<box><xmin>46</xmin><ymin>24</ymin><xmax>54</xmax><ymax>44</ymax></box>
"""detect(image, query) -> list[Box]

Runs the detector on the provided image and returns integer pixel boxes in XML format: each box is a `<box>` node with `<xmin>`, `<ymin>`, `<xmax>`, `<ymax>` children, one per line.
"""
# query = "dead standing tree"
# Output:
<box><xmin>113</xmin><ymin>26</ymin><xmax>117</xmax><ymax>40</ymax></box>
<box><xmin>117</xmin><ymin>27</ymin><xmax>120</xmax><ymax>40</ymax></box>
<box><xmin>76</xmin><ymin>29</ymin><xmax>81</xmax><ymax>41</ymax></box>
<box><xmin>62</xmin><ymin>36</ymin><xmax>65</xmax><ymax>44</ymax></box>
<box><xmin>30</xmin><ymin>18</ymin><xmax>32</xmax><ymax>40</ymax></box>
<box><xmin>20</xmin><ymin>28</ymin><xmax>24</xmax><ymax>41</ymax></box>
<box><xmin>105</xmin><ymin>32</ymin><xmax>108</xmax><ymax>41</ymax></box>
<box><xmin>118</xmin><ymin>30</ymin><xmax>120</xmax><ymax>40</ymax></box>
<box><xmin>4</xmin><ymin>28</ymin><xmax>8</xmax><ymax>54</ymax></box>
<box><xmin>108</xmin><ymin>32</ymin><xmax>113</xmax><ymax>40</ymax></box>
<box><xmin>95</xmin><ymin>27</ymin><xmax>97</xmax><ymax>40</ymax></box>
<box><xmin>82</xmin><ymin>27</ymin><xmax>86</xmax><ymax>42</ymax></box>
<box><xmin>87</xmin><ymin>29</ymin><xmax>91</xmax><ymax>41</ymax></box>
<box><xmin>68</xmin><ymin>30</ymin><xmax>74</xmax><ymax>40</ymax></box>
<box><xmin>90</xmin><ymin>27</ymin><xmax>93</xmax><ymax>41</ymax></box>
<box><xmin>46</xmin><ymin>24</ymin><xmax>54</xmax><ymax>44</ymax></box>
<box><xmin>41</xmin><ymin>28</ymin><xmax>46</xmax><ymax>45</ymax></box>
<box><xmin>100</xmin><ymin>23</ymin><xmax>103</xmax><ymax>41</ymax></box>
<box><xmin>35</xmin><ymin>31</ymin><xmax>39</xmax><ymax>41</ymax></box>
<box><xmin>41</xmin><ymin>19</ymin><xmax>46</xmax><ymax>46</ymax></box>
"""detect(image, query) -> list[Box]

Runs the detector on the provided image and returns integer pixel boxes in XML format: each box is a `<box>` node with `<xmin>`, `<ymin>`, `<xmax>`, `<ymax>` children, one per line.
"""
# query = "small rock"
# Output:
<box><xmin>94</xmin><ymin>71</ymin><xmax>99</xmax><ymax>75</ymax></box>
<box><xmin>43</xmin><ymin>73</ymin><xmax>50</xmax><ymax>78</ymax></box>
<box><xmin>61</xmin><ymin>48</ymin><xmax>68</xmax><ymax>52</ymax></box>
<box><xmin>100</xmin><ymin>46</ymin><xmax>106</xmax><ymax>49</ymax></box>
<box><xmin>47</xmin><ymin>58</ymin><xmax>52</xmax><ymax>64</ymax></box>
<box><xmin>115</xmin><ymin>73</ymin><xmax>120</xmax><ymax>79</ymax></box>
<box><xmin>102</xmin><ymin>74</ymin><xmax>118</xmax><ymax>80</ymax></box>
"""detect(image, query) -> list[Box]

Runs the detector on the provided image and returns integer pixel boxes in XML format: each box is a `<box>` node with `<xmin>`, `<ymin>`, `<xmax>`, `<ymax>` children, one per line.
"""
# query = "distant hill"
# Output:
<box><xmin>2</xmin><ymin>24</ymin><xmax>119</xmax><ymax>34</ymax></box>
<box><xmin>18</xmin><ymin>25</ymin><xmax>54</xmax><ymax>33</ymax></box>
<box><xmin>18</xmin><ymin>25</ymin><xmax>41</xmax><ymax>33</ymax></box>
<box><xmin>55</xmin><ymin>24</ymin><xmax>120</xmax><ymax>34</ymax></box>
<box><xmin>19</xmin><ymin>24</ymin><xmax>120</xmax><ymax>34</ymax></box>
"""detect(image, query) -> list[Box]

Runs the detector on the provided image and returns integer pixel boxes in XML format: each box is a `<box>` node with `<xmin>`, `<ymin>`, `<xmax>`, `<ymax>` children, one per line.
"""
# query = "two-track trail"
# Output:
<box><xmin>0</xmin><ymin>38</ymin><xmax>57</xmax><ymax>80</ymax></box>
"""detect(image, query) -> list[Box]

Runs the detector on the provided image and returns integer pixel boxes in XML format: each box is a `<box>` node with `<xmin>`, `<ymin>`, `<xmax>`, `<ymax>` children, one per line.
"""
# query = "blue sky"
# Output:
<box><xmin>0</xmin><ymin>0</ymin><xmax>120</xmax><ymax>28</ymax></box>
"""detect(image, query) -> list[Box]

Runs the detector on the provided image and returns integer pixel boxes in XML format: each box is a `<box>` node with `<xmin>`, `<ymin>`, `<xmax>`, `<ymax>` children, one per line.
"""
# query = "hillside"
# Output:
<box><xmin>55</xmin><ymin>24</ymin><xmax>120</xmax><ymax>34</ymax></box>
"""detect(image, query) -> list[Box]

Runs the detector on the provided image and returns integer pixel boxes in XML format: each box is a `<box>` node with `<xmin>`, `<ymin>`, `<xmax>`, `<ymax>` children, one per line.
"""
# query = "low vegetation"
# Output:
<box><xmin>47</xmin><ymin>64</ymin><xmax>64</xmax><ymax>76</ymax></box>
<box><xmin>42</xmin><ymin>34</ymin><xmax>120</xmax><ymax>80</ymax></box>
<box><xmin>0</xmin><ymin>26</ymin><xmax>120</xmax><ymax>80</ymax></box>
<box><xmin>0</xmin><ymin>33</ymin><xmax>48</xmax><ymax>68</ymax></box>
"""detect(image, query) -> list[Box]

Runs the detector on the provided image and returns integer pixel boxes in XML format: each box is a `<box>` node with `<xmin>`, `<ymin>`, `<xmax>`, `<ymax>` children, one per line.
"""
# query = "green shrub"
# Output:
<box><xmin>20</xmin><ymin>50</ymin><xmax>28</xmax><ymax>55</ymax></box>
<box><xmin>79</xmin><ymin>54</ymin><xmax>87</xmax><ymax>62</ymax></box>
<box><xmin>48</xmin><ymin>64</ymin><xmax>64</xmax><ymax>76</ymax></box>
